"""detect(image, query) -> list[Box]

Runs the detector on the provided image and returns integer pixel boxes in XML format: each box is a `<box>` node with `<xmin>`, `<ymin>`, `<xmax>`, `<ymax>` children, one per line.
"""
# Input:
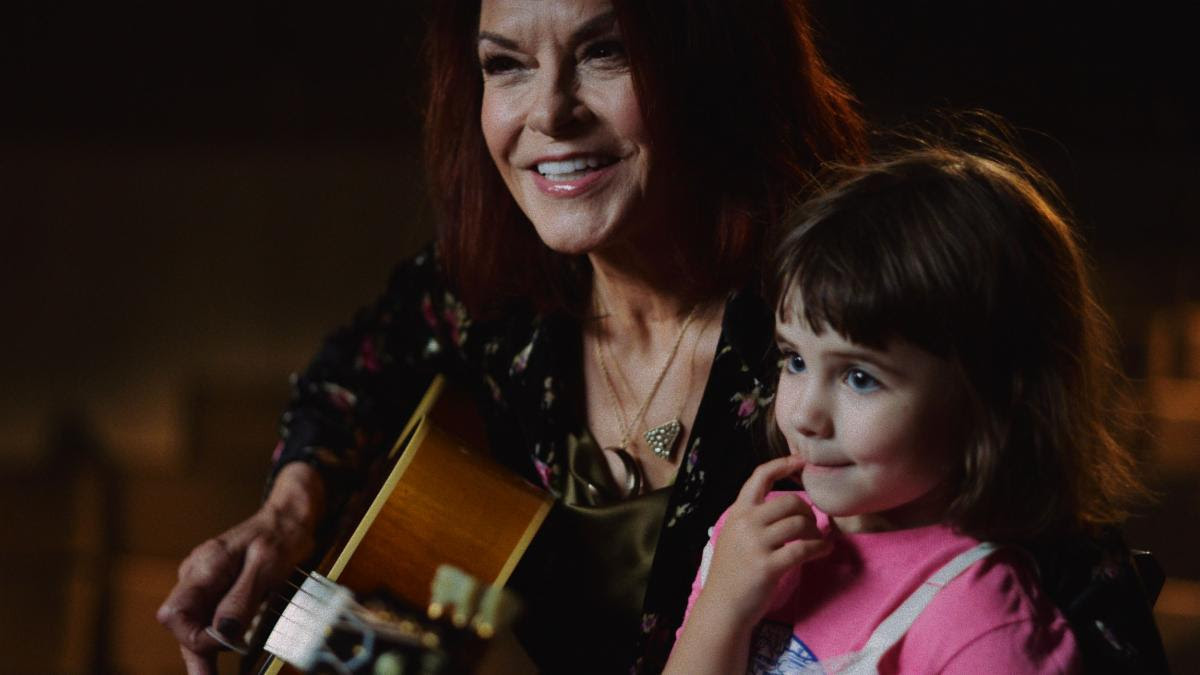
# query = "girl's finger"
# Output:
<box><xmin>749</xmin><ymin>491</ymin><xmax>815</xmax><ymax>527</ymax></box>
<box><xmin>768</xmin><ymin>536</ymin><xmax>833</xmax><ymax>571</ymax></box>
<box><xmin>736</xmin><ymin>455</ymin><xmax>805</xmax><ymax>506</ymax></box>
<box><xmin>762</xmin><ymin>513</ymin><xmax>822</xmax><ymax>547</ymax></box>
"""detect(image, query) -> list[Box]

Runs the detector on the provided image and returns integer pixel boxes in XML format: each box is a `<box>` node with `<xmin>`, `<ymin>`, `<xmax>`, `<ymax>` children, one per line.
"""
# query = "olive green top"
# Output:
<box><xmin>512</xmin><ymin>432</ymin><xmax>670</xmax><ymax>673</ymax></box>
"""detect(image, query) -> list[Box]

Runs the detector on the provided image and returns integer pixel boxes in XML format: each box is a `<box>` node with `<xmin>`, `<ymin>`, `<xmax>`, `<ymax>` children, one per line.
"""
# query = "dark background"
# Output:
<box><xmin>1</xmin><ymin>2</ymin><xmax>1197</xmax><ymax>672</ymax></box>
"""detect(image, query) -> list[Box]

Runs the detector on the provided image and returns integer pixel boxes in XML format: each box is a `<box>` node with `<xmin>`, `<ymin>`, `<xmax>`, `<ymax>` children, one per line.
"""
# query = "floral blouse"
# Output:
<box><xmin>270</xmin><ymin>244</ymin><xmax>777</xmax><ymax>672</ymax></box>
<box><xmin>269</xmin><ymin>245</ymin><xmax>1166</xmax><ymax>674</ymax></box>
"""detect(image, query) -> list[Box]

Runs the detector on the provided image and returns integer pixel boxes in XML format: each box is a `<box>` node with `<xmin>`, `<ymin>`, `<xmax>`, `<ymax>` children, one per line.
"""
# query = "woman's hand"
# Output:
<box><xmin>157</xmin><ymin>462</ymin><xmax>326</xmax><ymax>675</ymax></box>
<box><xmin>703</xmin><ymin>455</ymin><xmax>831</xmax><ymax>624</ymax></box>
<box><xmin>665</xmin><ymin>455</ymin><xmax>830</xmax><ymax>675</ymax></box>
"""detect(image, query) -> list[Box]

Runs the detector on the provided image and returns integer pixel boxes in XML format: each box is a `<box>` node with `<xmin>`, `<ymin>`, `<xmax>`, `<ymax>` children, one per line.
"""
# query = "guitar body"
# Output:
<box><xmin>261</xmin><ymin>375</ymin><xmax>552</xmax><ymax>673</ymax></box>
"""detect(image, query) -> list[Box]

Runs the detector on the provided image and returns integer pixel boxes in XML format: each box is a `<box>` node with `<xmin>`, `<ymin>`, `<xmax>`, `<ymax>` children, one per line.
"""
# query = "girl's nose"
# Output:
<box><xmin>792</xmin><ymin>385</ymin><xmax>833</xmax><ymax>439</ymax></box>
<box><xmin>526</xmin><ymin>67</ymin><xmax>592</xmax><ymax>137</ymax></box>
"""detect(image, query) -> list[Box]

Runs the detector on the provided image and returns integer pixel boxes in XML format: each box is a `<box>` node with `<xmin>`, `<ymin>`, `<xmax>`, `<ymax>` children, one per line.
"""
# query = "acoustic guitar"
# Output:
<box><xmin>254</xmin><ymin>374</ymin><xmax>552</xmax><ymax>674</ymax></box>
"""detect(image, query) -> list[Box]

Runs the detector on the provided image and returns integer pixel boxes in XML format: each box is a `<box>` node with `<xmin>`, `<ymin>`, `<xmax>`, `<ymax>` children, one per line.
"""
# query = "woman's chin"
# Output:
<box><xmin>529</xmin><ymin>221</ymin><xmax>619</xmax><ymax>257</ymax></box>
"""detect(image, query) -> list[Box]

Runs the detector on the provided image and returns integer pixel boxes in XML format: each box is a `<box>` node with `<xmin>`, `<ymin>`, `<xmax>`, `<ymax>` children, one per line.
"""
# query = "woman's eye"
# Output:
<box><xmin>845</xmin><ymin>368</ymin><xmax>881</xmax><ymax>393</ymax></box>
<box><xmin>780</xmin><ymin>352</ymin><xmax>806</xmax><ymax>375</ymax></box>
<box><xmin>582</xmin><ymin>39</ymin><xmax>627</xmax><ymax>63</ymax></box>
<box><xmin>480</xmin><ymin>54</ymin><xmax>521</xmax><ymax>76</ymax></box>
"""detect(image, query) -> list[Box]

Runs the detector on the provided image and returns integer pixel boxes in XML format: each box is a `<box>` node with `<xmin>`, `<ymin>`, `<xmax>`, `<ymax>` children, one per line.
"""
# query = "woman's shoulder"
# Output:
<box><xmin>718</xmin><ymin>287</ymin><xmax>775</xmax><ymax>366</ymax></box>
<box><xmin>379</xmin><ymin>241</ymin><xmax>543</xmax><ymax>344</ymax></box>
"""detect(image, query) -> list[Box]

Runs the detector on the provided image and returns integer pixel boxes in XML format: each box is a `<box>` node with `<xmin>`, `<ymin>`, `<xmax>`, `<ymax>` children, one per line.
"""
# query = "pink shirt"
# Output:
<box><xmin>681</xmin><ymin>492</ymin><xmax>1080</xmax><ymax>673</ymax></box>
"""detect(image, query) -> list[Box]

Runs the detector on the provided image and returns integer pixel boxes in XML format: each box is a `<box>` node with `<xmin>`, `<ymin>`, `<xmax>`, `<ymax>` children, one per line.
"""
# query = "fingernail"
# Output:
<box><xmin>216</xmin><ymin>617</ymin><xmax>243</xmax><ymax>641</ymax></box>
<box><xmin>206</xmin><ymin>620</ymin><xmax>249</xmax><ymax>655</ymax></box>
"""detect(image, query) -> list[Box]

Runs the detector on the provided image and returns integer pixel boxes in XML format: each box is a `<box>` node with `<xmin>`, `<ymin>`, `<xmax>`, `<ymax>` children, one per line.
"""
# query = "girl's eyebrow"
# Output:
<box><xmin>477</xmin><ymin>11</ymin><xmax>617</xmax><ymax>51</ymax></box>
<box><xmin>826</xmin><ymin>348</ymin><xmax>904</xmax><ymax>378</ymax></box>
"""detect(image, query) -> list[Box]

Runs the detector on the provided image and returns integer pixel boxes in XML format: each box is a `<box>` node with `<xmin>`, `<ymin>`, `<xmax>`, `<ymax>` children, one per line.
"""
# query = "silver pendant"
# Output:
<box><xmin>644</xmin><ymin>419</ymin><xmax>682</xmax><ymax>460</ymax></box>
<box><xmin>603</xmin><ymin>446</ymin><xmax>644</xmax><ymax>497</ymax></box>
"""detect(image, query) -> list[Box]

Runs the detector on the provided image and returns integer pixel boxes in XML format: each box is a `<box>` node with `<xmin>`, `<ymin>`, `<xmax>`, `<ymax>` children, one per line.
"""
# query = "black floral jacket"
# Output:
<box><xmin>269</xmin><ymin>245</ymin><xmax>1166</xmax><ymax>673</ymax></box>
<box><xmin>271</xmin><ymin>244</ymin><xmax>776</xmax><ymax>672</ymax></box>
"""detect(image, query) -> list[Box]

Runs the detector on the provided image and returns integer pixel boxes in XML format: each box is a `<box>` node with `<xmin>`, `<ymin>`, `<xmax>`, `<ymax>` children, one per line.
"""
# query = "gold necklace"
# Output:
<box><xmin>593</xmin><ymin>302</ymin><xmax>698</xmax><ymax>460</ymax></box>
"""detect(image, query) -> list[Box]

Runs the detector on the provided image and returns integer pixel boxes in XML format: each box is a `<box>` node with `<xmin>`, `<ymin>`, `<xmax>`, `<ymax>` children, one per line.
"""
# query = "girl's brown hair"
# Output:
<box><xmin>423</xmin><ymin>0</ymin><xmax>867</xmax><ymax>315</ymax></box>
<box><xmin>768</xmin><ymin>122</ymin><xmax>1144</xmax><ymax>541</ymax></box>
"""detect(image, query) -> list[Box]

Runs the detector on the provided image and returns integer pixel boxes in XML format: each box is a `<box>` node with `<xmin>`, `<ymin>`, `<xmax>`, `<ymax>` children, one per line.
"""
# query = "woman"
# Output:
<box><xmin>157</xmin><ymin>0</ymin><xmax>865</xmax><ymax>672</ymax></box>
<box><xmin>159</xmin><ymin>3</ymin><xmax>1166</xmax><ymax>673</ymax></box>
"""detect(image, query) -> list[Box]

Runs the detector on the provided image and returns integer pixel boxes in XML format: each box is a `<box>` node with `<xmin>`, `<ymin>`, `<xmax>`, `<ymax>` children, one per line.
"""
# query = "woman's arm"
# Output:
<box><xmin>159</xmin><ymin>245</ymin><xmax>475</xmax><ymax>673</ymax></box>
<box><xmin>157</xmin><ymin>462</ymin><xmax>326</xmax><ymax>674</ymax></box>
<box><xmin>268</xmin><ymin>244</ymin><xmax>467</xmax><ymax>509</ymax></box>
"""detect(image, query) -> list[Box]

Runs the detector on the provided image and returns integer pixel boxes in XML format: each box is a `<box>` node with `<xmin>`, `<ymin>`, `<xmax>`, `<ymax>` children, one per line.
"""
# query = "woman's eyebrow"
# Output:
<box><xmin>477</xmin><ymin>31</ymin><xmax>519</xmax><ymax>50</ymax></box>
<box><xmin>570</xmin><ymin>10</ymin><xmax>618</xmax><ymax>46</ymax></box>
<box><xmin>477</xmin><ymin>11</ymin><xmax>617</xmax><ymax>51</ymax></box>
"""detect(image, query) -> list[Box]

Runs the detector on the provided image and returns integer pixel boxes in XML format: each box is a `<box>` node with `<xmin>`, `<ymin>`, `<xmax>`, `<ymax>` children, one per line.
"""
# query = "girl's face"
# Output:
<box><xmin>773</xmin><ymin>304</ymin><xmax>965</xmax><ymax>532</ymax></box>
<box><xmin>478</xmin><ymin>0</ymin><xmax>658</xmax><ymax>255</ymax></box>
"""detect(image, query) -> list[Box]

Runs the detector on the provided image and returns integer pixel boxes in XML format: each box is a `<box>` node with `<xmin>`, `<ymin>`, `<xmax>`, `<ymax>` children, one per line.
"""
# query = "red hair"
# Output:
<box><xmin>424</xmin><ymin>0</ymin><xmax>866</xmax><ymax>315</ymax></box>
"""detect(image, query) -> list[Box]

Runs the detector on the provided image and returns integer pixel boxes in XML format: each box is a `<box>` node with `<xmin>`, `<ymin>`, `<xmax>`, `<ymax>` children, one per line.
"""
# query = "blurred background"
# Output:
<box><xmin>1</xmin><ymin>1</ymin><xmax>1196</xmax><ymax>672</ymax></box>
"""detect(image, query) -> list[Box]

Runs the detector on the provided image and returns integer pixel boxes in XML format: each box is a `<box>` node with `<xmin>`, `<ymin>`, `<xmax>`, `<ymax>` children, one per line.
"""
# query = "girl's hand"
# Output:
<box><xmin>664</xmin><ymin>456</ymin><xmax>831</xmax><ymax>675</ymax></box>
<box><xmin>701</xmin><ymin>455</ymin><xmax>831</xmax><ymax>625</ymax></box>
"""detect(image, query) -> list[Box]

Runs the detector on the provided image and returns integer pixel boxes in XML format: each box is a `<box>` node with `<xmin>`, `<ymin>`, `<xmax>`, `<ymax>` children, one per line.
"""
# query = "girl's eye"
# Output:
<box><xmin>582</xmin><ymin>39</ymin><xmax>627</xmax><ymax>63</ymax></box>
<box><xmin>480</xmin><ymin>54</ymin><xmax>522</xmax><ymax>76</ymax></box>
<box><xmin>780</xmin><ymin>352</ymin><xmax>806</xmax><ymax>375</ymax></box>
<box><xmin>845</xmin><ymin>368</ymin><xmax>881</xmax><ymax>393</ymax></box>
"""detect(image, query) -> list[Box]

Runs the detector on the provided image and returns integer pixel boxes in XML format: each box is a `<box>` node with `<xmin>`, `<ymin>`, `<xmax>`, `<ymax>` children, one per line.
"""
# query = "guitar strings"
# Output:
<box><xmin>271</xmin><ymin>576</ymin><xmax>431</xmax><ymax>644</ymax></box>
<box><xmin>301</xmin><ymin>568</ymin><xmax>372</xmax><ymax>613</ymax></box>
<box><xmin>260</xmin><ymin>570</ymin><xmax>388</xmax><ymax>675</ymax></box>
<box><xmin>283</xmin><ymin>576</ymin><xmax>322</xmax><ymax>600</ymax></box>
<box><xmin>267</xmin><ymin>568</ymin><xmax>355</xmax><ymax>619</ymax></box>
<box><xmin>262</xmin><ymin>566</ymin><xmax>439</xmax><ymax>672</ymax></box>
<box><xmin>285</xmin><ymin>566</ymin><xmax>369</xmax><ymax>612</ymax></box>
<box><xmin>266</xmin><ymin>606</ymin><xmax>381</xmax><ymax>646</ymax></box>
<box><xmin>265</xmin><ymin>570</ymin><xmax>377</xmax><ymax>637</ymax></box>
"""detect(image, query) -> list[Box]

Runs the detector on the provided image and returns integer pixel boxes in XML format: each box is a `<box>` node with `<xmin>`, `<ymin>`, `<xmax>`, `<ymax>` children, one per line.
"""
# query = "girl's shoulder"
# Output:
<box><xmin>904</xmin><ymin>546</ymin><xmax>1080</xmax><ymax>673</ymax></box>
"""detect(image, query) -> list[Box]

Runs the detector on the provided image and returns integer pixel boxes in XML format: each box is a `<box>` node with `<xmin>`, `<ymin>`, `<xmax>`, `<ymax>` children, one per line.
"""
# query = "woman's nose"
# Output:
<box><xmin>526</xmin><ymin>66</ymin><xmax>591</xmax><ymax>137</ymax></box>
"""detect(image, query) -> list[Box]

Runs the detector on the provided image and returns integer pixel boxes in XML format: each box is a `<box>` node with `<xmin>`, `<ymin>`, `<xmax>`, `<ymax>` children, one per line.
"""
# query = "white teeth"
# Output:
<box><xmin>536</xmin><ymin>155</ymin><xmax>615</xmax><ymax>177</ymax></box>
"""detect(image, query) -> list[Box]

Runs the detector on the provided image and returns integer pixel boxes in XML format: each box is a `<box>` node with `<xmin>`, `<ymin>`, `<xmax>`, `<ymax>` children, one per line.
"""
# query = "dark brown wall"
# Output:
<box><xmin>1</xmin><ymin>1</ymin><xmax>1196</xmax><ymax>671</ymax></box>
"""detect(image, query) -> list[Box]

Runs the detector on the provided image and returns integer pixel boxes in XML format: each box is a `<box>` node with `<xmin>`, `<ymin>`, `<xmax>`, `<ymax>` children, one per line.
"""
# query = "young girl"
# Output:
<box><xmin>665</xmin><ymin>134</ymin><xmax>1145</xmax><ymax>674</ymax></box>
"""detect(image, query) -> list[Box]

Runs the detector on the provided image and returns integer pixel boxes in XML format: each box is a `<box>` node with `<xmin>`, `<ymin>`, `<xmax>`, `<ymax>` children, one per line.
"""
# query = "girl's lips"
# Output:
<box><xmin>804</xmin><ymin>462</ymin><xmax>853</xmax><ymax>474</ymax></box>
<box><xmin>530</xmin><ymin>160</ymin><xmax>618</xmax><ymax>197</ymax></box>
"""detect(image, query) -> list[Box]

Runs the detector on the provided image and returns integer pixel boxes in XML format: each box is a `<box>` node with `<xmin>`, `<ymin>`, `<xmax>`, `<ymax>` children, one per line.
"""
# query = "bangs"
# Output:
<box><xmin>772</xmin><ymin>166</ymin><xmax>978</xmax><ymax>356</ymax></box>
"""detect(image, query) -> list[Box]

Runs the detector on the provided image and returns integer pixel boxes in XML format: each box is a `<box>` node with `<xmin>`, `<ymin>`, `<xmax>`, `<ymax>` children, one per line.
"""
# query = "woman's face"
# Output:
<box><xmin>478</xmin><ymin>0</ymin><xmax>655</xmax><ymax>255</ymax></box>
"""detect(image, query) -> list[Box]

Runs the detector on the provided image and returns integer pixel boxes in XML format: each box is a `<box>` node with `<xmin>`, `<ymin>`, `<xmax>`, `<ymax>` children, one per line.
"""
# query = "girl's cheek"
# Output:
<box><xmin>782</xmin><ymin>429</ymin><xmax>801</xmax><ymax>458</ymax></box>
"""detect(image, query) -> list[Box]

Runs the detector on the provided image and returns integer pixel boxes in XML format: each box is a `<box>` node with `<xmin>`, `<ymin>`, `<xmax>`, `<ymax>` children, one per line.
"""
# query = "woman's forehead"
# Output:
<box><xmin>478</xmin><ymin>0</ymin><xmax>616</xmax><ymax>38</ymax></box>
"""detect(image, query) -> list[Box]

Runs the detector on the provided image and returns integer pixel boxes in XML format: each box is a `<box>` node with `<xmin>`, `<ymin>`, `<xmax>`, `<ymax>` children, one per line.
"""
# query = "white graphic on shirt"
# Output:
<box><xmin>749</xmin><ymin>621</ymin><xmax>824</xmax><ymax>674</ymax></box>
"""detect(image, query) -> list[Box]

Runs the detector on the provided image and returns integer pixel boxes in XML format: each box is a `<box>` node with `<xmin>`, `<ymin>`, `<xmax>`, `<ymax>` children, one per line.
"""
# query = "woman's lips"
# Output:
<box><xmin>530</xmin><ymin>160</ymin><xmax>618</xmax><ymax>197</ymax></box>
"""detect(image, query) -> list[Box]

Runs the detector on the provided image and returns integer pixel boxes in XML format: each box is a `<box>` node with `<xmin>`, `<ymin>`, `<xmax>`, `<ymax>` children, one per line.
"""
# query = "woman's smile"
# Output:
<box><xmin>479</xmin><ymin>0</ymin><xmax>658</xmax><ymax>255</ymax></box>
<box><xmin>529</xmin><ymin>152</ymin><xmax>622</xmax><ymax>196</ymax></box>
